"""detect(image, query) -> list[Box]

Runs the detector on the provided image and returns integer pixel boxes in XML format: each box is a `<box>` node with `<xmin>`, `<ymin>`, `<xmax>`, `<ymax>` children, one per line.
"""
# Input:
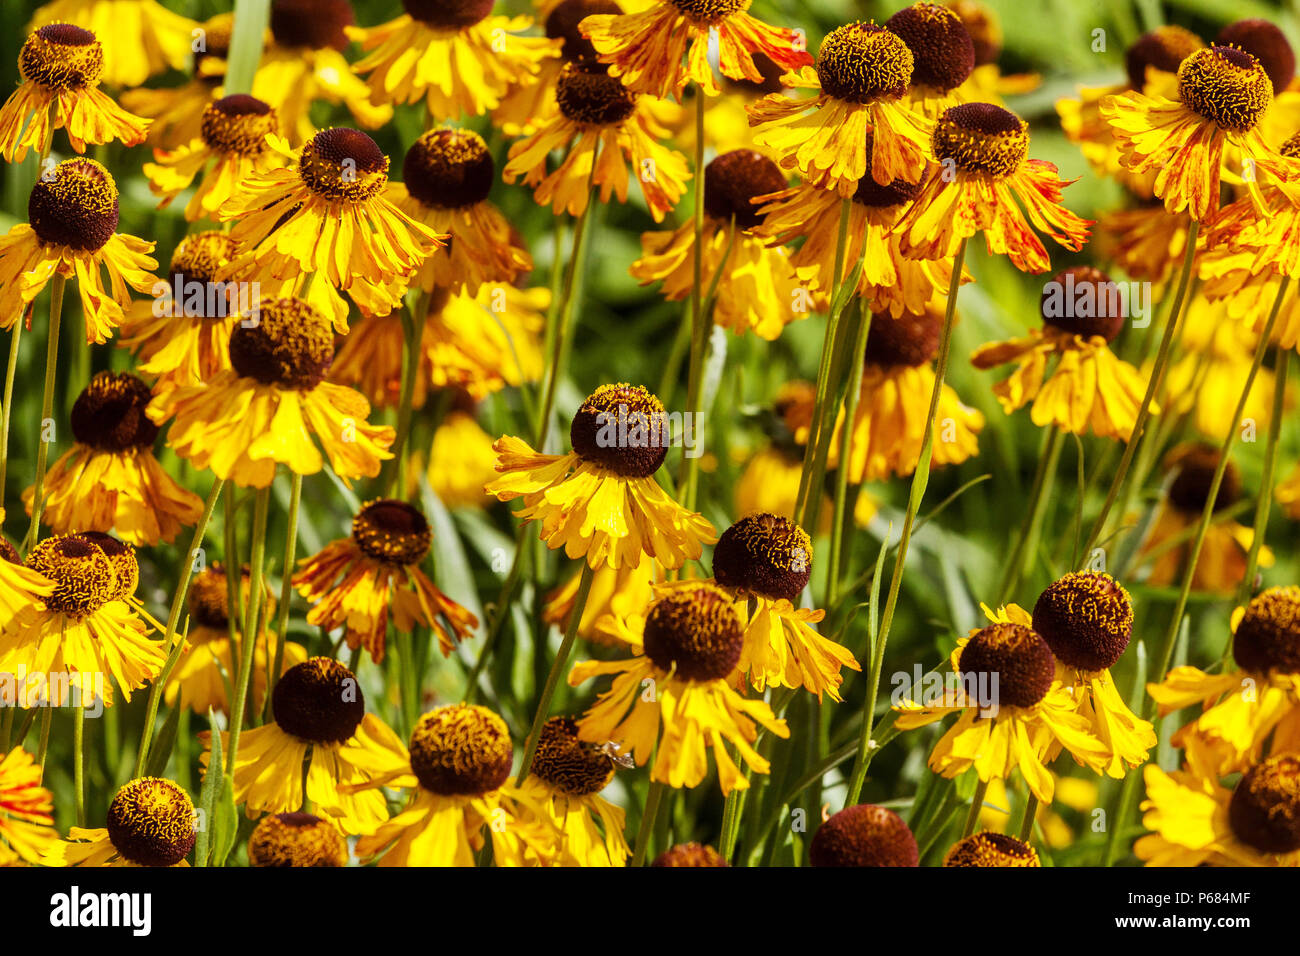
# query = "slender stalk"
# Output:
<box><xmin>826</xmin><ymin>307</ymin><xmax>872</xmax><ymax>603</ymax></box>
<box><xmin>73</xmin><ymin>704</ymin><xmax>85</xmax><ymax>827</ymax></box>
<box><xmin>1234</xmin><ymin>348</ymin><xmax>1289</xmax><ymax>608</ymax></box>
<box><xmin>997</xmin><ymin>426</ymin><xmax>1064</xmax><ymax>603</ymax></box>
<box><xmin>1018</xmin><ymin>794</ymin><xmax>1039</xmax><ymax>843</ymax></box>
<box><xmin>264</xmin><ymin>472</ymin><xmax>302</xmax><ymax>720</ymax></box>
<box><xmin>0</xmin><ymin>322</ymin><xmax>23</xmax><ymax>501</ymax></box>
<box><xmin>845</xmin><ymin>238</ymin><xmax>967</xmax><ymax>805</ymax></box>
<box><xmin>462</xmin><ymin>520</ymin><xmax>531</xmax><ymax>703</ymax></box>
<box><xmin>36</xmin><ymin>706</ymin><xmax>51</xmax><ymax>769</ymax></box>
<box><xmin>385</xmin><ymin>298</ymin><xmax>427</xmax><ymax>497</ymax></box>
<box><xmin>631</xmin><ymin>780</ymin><xmax>666</xmax><ymax>867</ymax></box>
<box><xmin>1083</xmin><ymin>220</ymin><xmax>1200</xmax><ymax>555</ymax></box>
<box><xmin>0</xmin><ymin>705</ymin><xmax>13</xmax><ymax>753</ymax></box>
<box><xmin>226</xmin><ymin>485</ymin><xmax>271</xmax><ymax>775</ymax></box>
<box><xmin>514</xmin><ymin>562</ymin><xmax>595</xmax><ymax>783</ymax></box>
<box><xmin>678</xmin><ymin>84</ymin><xmax>710</xmax><ymax>511</ymax></box>
<box><xmin>26</xmin><ymin>273</ymin><xmax>65</xmax><ymax>548</ymax></box>
<box><xmin>962</xmin><ymin>777</ymin><xmax>989</xmax><ymax>838</ymax></box>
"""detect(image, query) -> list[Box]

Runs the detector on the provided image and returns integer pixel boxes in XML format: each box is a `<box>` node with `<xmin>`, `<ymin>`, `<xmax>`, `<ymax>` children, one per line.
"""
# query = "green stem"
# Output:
<box><xmin>678</xmin><ymin>86</ymin><xmax>710</xmax><ymax>511</ymax></box>
<box><xmin>1018</xmin><ymin>794</ymin><xmax>1039</xmax><ymax>843</ymax></box>
<box><xmin>36</xmin><ymin>706</ymin><xmax>51</xmax><ymax>769</ymax></box>
<box><xmin>226</xmin><ymin>485</ymin><xmax>271</xmax><ymax>775</ymax></box>
<box><xmin>73</xmin><ymin>704</ymin><xmax>85</xmax><ymax>827</ymax></box>
<box><xmin>462</xmin><ymin>520</ymin><xmax>531</xmax><ymax>703</ymax></box>
<box><xmin>26</xmin><ymin>273</ymin><xmax>65</xmax><ymax>549</ymax></box>
<box><xmin>826</xmin><ymin>306</ymin><xmax>872</xmax><ymax>603</ymax></box>
<box><xmin>962</xmin><ymin>777</ymin><xmax>989</xmax><ymax>838</ymax></box>
<box><xmin>997</xmin><ymin>426</ymin><xmax>1064</xmax><ymax>603</ymax></box>
<box><xmin>0</xmin><ymin>321</ymin><xmax>23</xmax><ymax>505</ymax></box>
<box><xmin>1234</xmin><ymin>348</ymin><xmax>1289</xmax><ymax>608</ymax></box>
<box><xmin>264</xmin><ymin>471</ymin><xmax>301</xmax><ymax>720</ymax></box>
<box><xmin>631</xmin><ymin>780</ymin><xmax>666</xmax><ymax>867</ymax></box>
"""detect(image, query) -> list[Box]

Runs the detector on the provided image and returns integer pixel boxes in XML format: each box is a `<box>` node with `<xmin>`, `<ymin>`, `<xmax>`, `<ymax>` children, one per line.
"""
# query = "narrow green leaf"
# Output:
<box><xmin>144</xmin><ymin>698</ymin><xmax>182</xmax><ymax>779</ymax></box>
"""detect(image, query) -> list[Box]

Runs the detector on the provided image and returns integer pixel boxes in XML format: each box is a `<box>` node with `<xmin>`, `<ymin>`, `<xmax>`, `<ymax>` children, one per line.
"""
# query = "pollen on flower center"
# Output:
<box><xmin>546</xmin><ymin>0</ymin><xmax>623</xmax><ymax>62</ymax></box>
<box><xmin>200</xmin><ymin>95</ymin><xmax>277</xmax><ymax>156</ymax></box>
<box><xmin>271</xmin><ymin>657</ymin><xmax>365</xmax><ymax>745</ymax></box>
<box><xmin>408</xmin><ymin>703</ymin><xmax>514</xmax><ymax>796</ymax></box>
<box><xmin>933</xmin><ymin>102</ymin><xmax>1028</xmax><ymax>177</ymax></box>
<box><xmin>569</xmin><ymin>383</ymin><xmax>669</xmax><ymax>478</ymax></box>
<box><xmin>106</xmin><ymin>778</ymin><xmax>196</xmax><ymax>867</ymax></box>
<box><xmin>403</xmin><ymin>128</ymin><xmax>495</xmax><ymax>209</ymax></box>
<box><xmin>1031</xmin><ymin>571</ymin><xmax>1133</xmax><ymax>672</ymax></box>
<box><xmin>667</xmin><ymin>0</ymin><xmax>750</xmax><ymax>26</ymax></box>
<box><xmin>78</xmin><ymin>532</ymin><xmax>138</xmax><ymax>602</ymax></box>
<box><xmin>1178</xmin><ymin>45</ymin><xmax>1273</xmax><ymax>132</ymax></box>
<box><xmin>641</xmin><ymin>584</ymin><xmax>744</xmax><ymax>682</ymax></box>
<box><xmin>531</xmin><ymin>716</ymin><xmax>616</xmax><ymax>796</ymax></box>
<box><xmin>270</xmin><ymin>0</ymin><xmax>354</xmax><ymax>51</ymax></box>
<box><xmin>351</xmin><ymin>499</ymin><xmax>432</xmax><ymax>566</ymax></box>
<box><xmin>816</xmin><ymin>22</ymin><xmax>914</xmax><ymax>104</ymax></box>
<box><xmin>248</xmin><ymin>812</ymin><xmax>348</xmax><ymax>867</ymax></box>
<box><xmin>228</xmin><ymin>297</ymin><xmax>334</xmax><ymax>391</ymax></box>
<box><xmin>70</xmin><ymin>371</ymin><xmax>159</xmax><ymax>453</ymax></box>
<box><xmin>1232</xmin><ymin>586</ymin><xmax>1300</xmax><ymax>676</ymax></box>
<box><xmin>1124</xmin><ymin>26</ymin><xmax>1204</xmax><ymax>89</ymax></box>
<box><xmin>652</xmin><ymin>842</ymin><xmax>729</xmax><ymax>866</ymax></box>
<box><xmin>1228</xmin><ymin>755</ymin><xmax>1300</xmax><ymax>854</ymax></box>
<box><xmin>959</xmin><ymin>623</ymin><xmax>1056</xmax><ymax>708</ymax></box>
<box><xmin>1165</xmin><ymin>443</ymin><xmax>1240</xmax><ymax>516</ymax></box>
<box><xmin>944</xmin><ymin>831</ymin><xmax>1040</xmax><ymax>866</ymax></box>
<box><xmin>810</xmin><ymin>804</ymin><xmax>919</xmax><ymax>867</ymax></box>
<box><xmin>1218</xmin><ymin>19</ymin><xmax>1296</xmax><ymax>94</ymax></box>
<box><xmin>853</xmin><ymin>132</ymin><xmax>921</xmax><ymax>207</ymax></box>
<box><xmin>28</xmin><ymin>158</ymin><xmax>119</xmax><ymax>252</ymax></box>
<box><xmin>19</xmin><ymin>23</ymin><xmax>103</xmax><ymax>90</ymax></box>
<box><xmin>712</xmin><ymin>513</ymin><xmax>812</xmax><ymax>603</ymax></box>
<box><xmin>28</xmin><ymin>534</ymin><xmax>117</xmax><ymax>618</ymax></box>
<box><xmin>864</xmin><ymin>308</ymin><xmax>942</xmax><ymax>368</ymax></box>
<box><xmin>555</xmin><ymin>62</ymin><xmax>638</xmax><ymax>126</ymax></box>
<box><xmin>169</xmin><ymin>231</ymin><xmax>237</xmax><ymax>288</ymax></box>
<box><xmin>299</xmin><ymin>128</ymin><xmax>390</xmax><ymax>203</ymax></box>
<box><xmin>1040</xmin><ymin>266</ymin><xmax>1126</xmax><ymax>342</ymax></box>
<box><xmin>404</xmin><ymin>0</ymin><xmax>496</xmax><ymax>29</ymax></box>
<box><xmin>885</xmin><ymin>2</ymin><xmax>976</xmax><ymax>93</ymax></box>
<box><xmin>188</xmin><ymin>563</ymin><xmax>244</xmax><ymax>630</ymax></box>
<box><xmin>704</xmin><ymin>149</ymin><xmax>787</xmax><ymax>230</ymax></box>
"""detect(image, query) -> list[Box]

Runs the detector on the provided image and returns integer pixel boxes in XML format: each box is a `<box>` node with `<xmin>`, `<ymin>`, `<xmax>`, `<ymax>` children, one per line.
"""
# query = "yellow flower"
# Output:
<box><xmin>293</xmin><ymin>499</ymin><xmax>478</xmax><ymax>664</ymax></box>
<box><xmin>504</xmin><ymin>62</ymin><xmax>690</xmax><ymax>222</ymax></box>
<box><xmin>218</xmin><ymin>128</ymin><xmax>446</xmax><ymax>318</ymax></box>
<box><xmin>425</xmin><ymin>284</ymin><xmax>547</xmax><ymax>399</ymax></box>
<box><xmin>485</xmin><ymin>384</ymin><xmax>716</xmax><ymax>570</ymax></box>
<box><xmin>0</xmin><ymin>158</ymin><xmax>157</xmax><ymax>345</ymax></box>
<box><xmin>144</xmin><ymin>94</ymin><xmax>284</xmax><ymax>222</ymax></box>
<box><xmin>147</xmin><ymin>297</ymin><xmax>395</xmax><ymax>489</ymax></box>
<box><xmin>120</xmin><ymin>13</ymin><xmax>231</xmax><ymax>150</ymax></box>
<box><xmin>0</xmin><ymin>24</ymin><xmax>149</xmax><ymax>162</ymax></box>
<box><xmin>348</xmin><ymin>1</ymin><xmax>557</xmax><ymax>120</ymax></box>
<box><xmin>573</xmin><ymin>584</ymin><xmax>789</xmax><ymax>794</ymax></box>
<box><xmin>22</xmin><ymin>372</ymin><xmax>202</xmax><ymax>546</ymax></box>
<box><xmin>247</xmin><ymin>812</ymin><xmax>349</xmax><ymax>867</ymax></box>
<box><xmin>971</xmin><ymin>266</ymin><xmax>1154</xmax><ymax>440</ymax></box>
<box><xmin>896</xmin><ymin>102</ymin><xmax>1091</xmax><ymax>273</ymax></box>
<box><xmin>347</xmin><ymin>703</ymin><xmax>561</xmax><ymax>866</ymax></box>
<box><xmin>887</xmin><ymin>2</ymin><xmax>979</xmax><ymax>120</ymax></box>
<box><xmin>428</xmin><ymin>409</ymin><xmax>499</xmax><ymax>509</ymax></box>
<box><xmin>200</xmin><ymin>658</ymin><xmax>408</xmax><ymax>836</ymax></box>
<box><xmin>749</xmin><ymin>22</ymin><xmax>934</xmax><ymax>195</ymax></box>
<box><xmin>580</xmin><ymin>0</ymin><xmax>812</xmax><ymax>99</ymax></box>
<box><xmin>29</xmin><ymin>0</ymin><xmax>198</xmax><ymax>88</ymax></box>
<box><xmin>0</xmin><ymin>747</ymin><xmax>56</xmax><ymax>867</ymax></box>
<box><xmin>45</xmin><ymin>778</ymin><xmax>195</xmax><ymax>867</ymax></box>
<box><xmin>0</xmin><ymin>539</ymin><xmax>55</xmax><ymax>637</ymax></box>
<box><xmin>943</xmin><ymin>831</ymin><xmax>1039</xmax><ymax>866</ymax></box>
<box><xmin>543</xmin><ymin>551</ymin><xmax>660</xmax><ymax>645</ymax></box>
<box><xmin>1097</xmin><ymin>199</ymin><xmax>1196</xmax><ymax>298</ymax></box>
<box><xmin>631</xmin><ymin>149</ymin><xmax>804</xmax><ymax>340</ymax></box>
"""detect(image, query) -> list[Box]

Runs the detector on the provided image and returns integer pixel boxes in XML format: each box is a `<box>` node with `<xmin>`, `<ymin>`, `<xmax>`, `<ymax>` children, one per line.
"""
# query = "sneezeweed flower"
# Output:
<box><xmin>247</xmin><ymin>813</ymin><xmax>349</xmax><ymax>868</ymax></box>
<box><xmin>543</xmin><ymin>552</ymin><xmax>659</xmax><ymax>646</ymax></box>
<box><xmin>486</xmin><ymin>384</ymin><xmax>716</xmax><ymax>570</ymax></box>
<box><xmin>652</xmin><ymin>842</ymin><xmax>728</xmax><ymax>866</ymax></box>
<box><xmin>349</xmin><ymin>703</ymin><xmax>559</xmax><ymax>866</ymax></box>
<box><xmin>393</xmin><ymin>128</ymin><xmax>532</xmax><ymax>296</ymax></box>
<box><xmin>893</xmin><ymin>621</ymin><xmax>1110</xmax><ymax>803</ymax></box>
<box><xmin>1137</xmin><ymin>742</ymin><xmax>1300</xmax><ymax>866</ymax></box>
<box><xmin>1028</xmin><ymin>572</ymin><xmax>1157</xmax><ymax>775</ymax></box>
<box><xmin>631</xmin><ymin>149</ymin><xmax>805</xmax><ymax>340</ymax></box>
<box><xmin>896</xmin><ymin>102</ymin><xmax>1091</xmax><ymax>273</ymax></box>
<box><xmin>293</xmin><ymin>498</ymin><xmax>478</xmax><ymax>664</ymax></box>
<box><xmin>148</xmin><ymin>297</ymin><xmax>396</xmax><ymax>489</ymax></box>
<box><xmin>118</xmin><ymin>231</ymin><xmax>242</xmax><ymax>395</ymax></box>
<box><xmin>749</xmin><ymin>21</ymin><xmax>934</xmax><ymax>194</ymax></box>
<box><xmin>710</xmin><ymin>513</ymin><xmax>860</xmax><ymax>701</ymax></box>
<box><xmin>0</xmin><ymin>539</ymin><xmax>54</xmax><ymax>635</ymax></box>
<box><xmin>22</xmin><ymin>371</ymin><xmax>203</xmax><ymax>546</ymax></box>
<box><xmin>578</xmin><ymin>0</ymin><xmax>813</xmax><ymax>99</ymax></box>
<box><xmin>572</xmin><ymin>583</ymin><xmax>790</xmax><ymax>794</ymax></box>
<box><xmin>503</xmin><ymin>61</ymin><xmax>690</xmax><ymax>222</ymax></box>
<box><xmin>120</xmin><ymin>13</ymin><xmax>233</xmax><ymax>150</ymax></box>
<box><xmin>424</xmin><ymin>284</ymin><xmax>547</xmax><ymax>398</ymax></box>
<box><xmin>1149</xmin><ymin>586</ymin><xmax>1300</xmax><ymax>775</ymax></box>
<box><xmin>886</xmin><ymin>2</ymin><xmax>977</xmax><ymax>118</ymax></box>
<box><xmin>513</xmin><ymin>717</ymin><xmax>630</xmax><ymax>866</ymax></box>
<box><xmin>1216</xmin><ymin>19</ymin><xmax>1300</xmax><ymax>150</ymax></box>
<box><xmin>947</xmin><ymin>0</ymin><xmax>1039</xmax><ymax>104</ymax></box>
<box><xmin>0</xmin><ymin>158</ymin><xmax>158</xmax><ymax>345</ymax></box>
<box><xmin>1098</xmin><ymin>197</ymin><xmax>1196</xmax><ymax>297</ymax></box>
<box><xmin>255</xmin><ymin>0</ymin><xmax>392</xmax><ymax>145</ymax></box>
<box><xmin>144</xmin><ymin>94</ymin><xmax>283</xmax><ymax>222</ymax></box>
<box><xmin>0</xmin><ymin>747</ymin><xmax>56</xmax><ymax>866</ymax></box>
<box><xmin>970</xmin><ymin>266</ymin><xmax>1154</xmax><ymax>440</ymax></box>
<box><xmin>428</xmin><ymin>410</ymin><xmax>499</xmax><ymax>509</ymax></box>
<box><xmin>754</xmin><ymin>132</ymin><xmax>968</xmax><ymax>318</ymax></box>
<box><xmin>0</xmin><ymin>533</ymin><xmax>161</xmax><ymax>708</ymax></box>
<box><xmin>1100</xmin><ymin>45</ymin><xmax>1297</xmax><ymax>221</ymax></box>
<box><xmin>978</xmin><ymin>774</ymin><xmax>1099</xmax><ymax>848</ymax></box>
<box><xmin>809</xmin><ymin>804</ymin><xmax>919</xmax><ymax>867</ymax></box>
<box><xmin>0</xmin><ymin>24</ymin><xmax>149</xmax><ymax>163</ymax></box>
<box><xmin>45</xmin><ymin>777</ymin><xmax>194</xmax><ymax>867</ymax></box>
<box><xmin>28</xmin><ymin>0</ymin><xmax>198</xmax><ymax>88</ymax></box>
<box><xmin>1140</xmin><ymin>444</ymin><xmax>1269</xmax><ymax>595</ymax></box>
<box><xmin>943</xmin><ymin>831</ymin><xmax>1040</xmax><ymax>867</ymax></box>
<box><xmin>348</xmin><ymin>0</ymin><xmax>558</xmax><ymax>120</ymax></box>
<box><xmin>220</xmin><ymin>128</ymin><xmax>446</xmax><ymax>317</ymax></box>
<box><xmin>201</xmin><ymin>657</ymin><xmax>408</xmax><ymax>835</ymax></box>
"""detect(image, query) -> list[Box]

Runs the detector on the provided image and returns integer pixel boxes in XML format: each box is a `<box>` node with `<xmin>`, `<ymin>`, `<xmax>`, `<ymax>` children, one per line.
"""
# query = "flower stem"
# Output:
<box><xmin>997</xmin><ymin>425</ymin><xmax>1064</xmax><ymax>603</ymax></box>
<box><xmin>226</xmin><ymin>484</ymin><xmax>271</xmax><ymax>775</ymax></box>
<box><xmin>36</xmin><ymin>706</ymin><xmax>51</xmax><ymax>769</ymax></box>
<box><xmin>845</xmin><ymin>237</ymin><xmax>967</xmax><ymax>806</ymax></box>
<box><xmin>677</xmin><ymin>84</ymin><xmax>710</xmax><ymax>511</ymax></box>
<box><xmin>73</xmin><ymin>704</ymin><xmax>85</xmax><ymax>827</ymax></box>
<box><xmin>1083</xmin><ymin>219</ymin><xmax>1200</xmax><ymax>557</ymax></box>
<box><xmin>514</xmin><ymin>561</ymin><xmax>594</xmax><ymax>784</ymax></box>
<box><xmin>462</xmin><ymin>519</ymin><xmax>532</xmax><ymax>703</ymax></box>
<box><xmin>384</xmin><ymin>299</ymin><xmax>426</xmax><ymax>498</ymax></box>
<box><xmin>25</xmin><ymin>273</ymin><xmax>65</xmax><ymax>550</ymax></box>
<box><xmin>0</xmin><ymin>322</ymin><xmax>23</xmax><ymax>504</ymax></box>
<box><xmin>962</xmin><ymin>777</ymin><xmax>989</xmax><ymax>838</ymax></box>
<box><xmin>1234</xmin><ymin>347</ymin><xmax>1289</xmax><ymax>609</ymax></box>
<box><xmin>264</xmin><ymin>471</ymin><xmax>302</xmax><ymax>721</ymax></box>
<box><xmin>826</xmin><ymin>306</ymin><xmax>872</xmax><ymax>603</ymax></box>
<box><xmin>631</xmin><ymin>780</ymin><xmax>666</xmax><ymax>867</ymax></box>
<box><xmin>1018</xmin><ymin>793</ymin><xmax>1039</xmax><ymax>843</ymax></box>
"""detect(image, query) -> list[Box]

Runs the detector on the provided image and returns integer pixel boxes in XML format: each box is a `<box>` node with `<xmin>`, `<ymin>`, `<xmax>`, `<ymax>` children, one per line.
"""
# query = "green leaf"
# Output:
<box><xmin>144</xmin><ymin>698</ymin><xmax>182</xmax><ymax>779</ymax></box>
<box><xmin>225</xmin><ymin>0</ymin><xmax>271</xmax><ymax>95</ymax></box>
<box><xmin>210</xmin><ymin>773</ymin><xmax>239</xmax><ymax>868</ymax></box>
<box><xmin>194</xmin><ymin>710</ymin><xmax>223</xmax><ymax>867</ymax></box>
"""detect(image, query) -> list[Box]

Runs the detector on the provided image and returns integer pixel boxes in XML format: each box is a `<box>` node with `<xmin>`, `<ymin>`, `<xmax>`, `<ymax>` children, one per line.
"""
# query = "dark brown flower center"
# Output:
<box><xmin>713</xmin><ymin>513</ymin><xmax>812</xmax><ymax>603</ymax></box>
<box><xmin>19</xmin><ymin>24</ymin><xmax>103</xmax><ymax>90</ymax></box>
<box><xmin>1217</xmin><ymin>19</ymin><xmax>1295</xmax><ymax>94</ymax></box>
<box><xmin>229</xmin><ymin>298</ymin><xmax>334</xmax><ymax>391</ymax></box>
<box><xmin>556</xmin><ymin>62</ymin><xmax>638</xmax><ymax>126</ymax></box>
<box><xmin>531</xmin><ymin>716</ymin><xmax>617</xmax><ymax>796</ymax></box>
<box><xmin>817</xmin><ymin>22</ymin><xmax>913</xmax><ymax>103</ymax></box>
<box><xmin>403</xmin><ymin>128</ymin><xmax>495</xmax><ymax>209</ymax></box>
<box><xmin>271</xmin><ymin>657</ymin><xmax>365</xmax><ymax>745</ymax></box>
<box><xmin>201</xmin><ymin>95</ymin><xmax>277</xmax><ymax>156</ymax></box>
<box><xmin>641</xmin><ymin>584</ymin><xmax>744</xmax><ymax>682</ymax></box>
<box><xmin>28</xmin><ymin>158</ymin><xmax>119</xmax><ymax>252</ymax></box>
<box><xmin>569</xmin><ymin>383</ymin><xmax>669</xmax><ymax>478</ymax></box>
<box><xmin>106</xmin><ymin>778</ymin><xmax>196</xmax><ymax>867</ymax></box>
<box><xmin>864</xmin><ymin>308</ymin><xmax>942</xmax><ymax>368</ymax></box>
<box><xmin>810</xmin><ymin>804</ymin><xmax>919</xmax><ymax>867</ymax></box>
<box><xmin>1166</xmin><ymin>444</ymin><xmax>1240</xmax><ymax>515</ymax></box>
<box><xmin>70</xmin><ymin>371</ymin><xmax>159</xmax><ymax>452</ymax></box>
<box><xmin>933</xmin><ymin>102</ymin><xmax>1028</xmax><ymax>177</ymax></box>
<box><xmin>1040</xmin><ymin>265</ymin><xmax>1126</xmax><ymax>341</ymax></box>
<box><xmin>958</xmin><ymin>623</ymin><xmax>1056</xmax><ymax>708</ymax></box>
<box><xmin>188</xmin><ymin>564</ymin><xmax>245</xmax><ymax>630</ymax></box>
<box><xmin>299</xmin><ymin>128</ymin><xmax>390</xmax><ymax>202</ymax></box>
<box><xmin>1228</xmin><ymin>755</ymin><xmax>1300</xmax><ymax>854</ymax></box>
<box><xmin>943</xmin><ymin>831</ymin><xmax>1040</xmax><ymax>866</ymax></box>
<box><xmin>546</xmin><ymin>0</ymin><xmax>623</xmax><ymax>62</ymax></box>
<box><xmin>667</xmin><ymin>0</ymin><xmax>749</xmax><ymax>25</ymax></box>
<box><xmin>1233</xmin><ymin>586</ymin><xmax>1300</xmax><ymax>676</ymax></box>
<box><xmin>1031</xmin><ymin>571</ymin><xmax>1133</xmax><ymax>672</ymax></box>
<box><xmin>1125</xmin><ymin>25</ymin><xmax>1204</xmax><ymax>89</ymax></box>
<box><xmin>404</xmin><ymin>0</ymin><xmax>495</xmax><ymax>29</ymax></box>
<box><xmin>1179</xmin><ymin>45</ymin><xmax>1273</xmax><ymax>132</ymax></box>
<box><xmin>408</xmin><ymin>704</ymin><xmax>513</xmax><ymax>796</ymax></box>
<box><xmin>351</xmin><ymin>499</ymin><xmax>432</xmax><ymax>565</ymax></box>
<box><xmin>248</xmin><ymin>812</ymin><xmax>348</xmax><ymax>867</ymax></box>
<box><xmin>28</xmin><ymin>534</ymin><xmax>117</xmax><ymax>618</ymax></box>
<box><xmin>885</xmin><ymin>2</ymin><xmax>975</xmax><ymax>93</ymax></box>
<box><xmin>77</xmin><ymin>532</ymin><xmax>137</xmax><ymax>602</ymax></box>
<box><xmin>270</xmin><ymin>0</ymin><xmax>354</xmax><ymax>51</ymax></box>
